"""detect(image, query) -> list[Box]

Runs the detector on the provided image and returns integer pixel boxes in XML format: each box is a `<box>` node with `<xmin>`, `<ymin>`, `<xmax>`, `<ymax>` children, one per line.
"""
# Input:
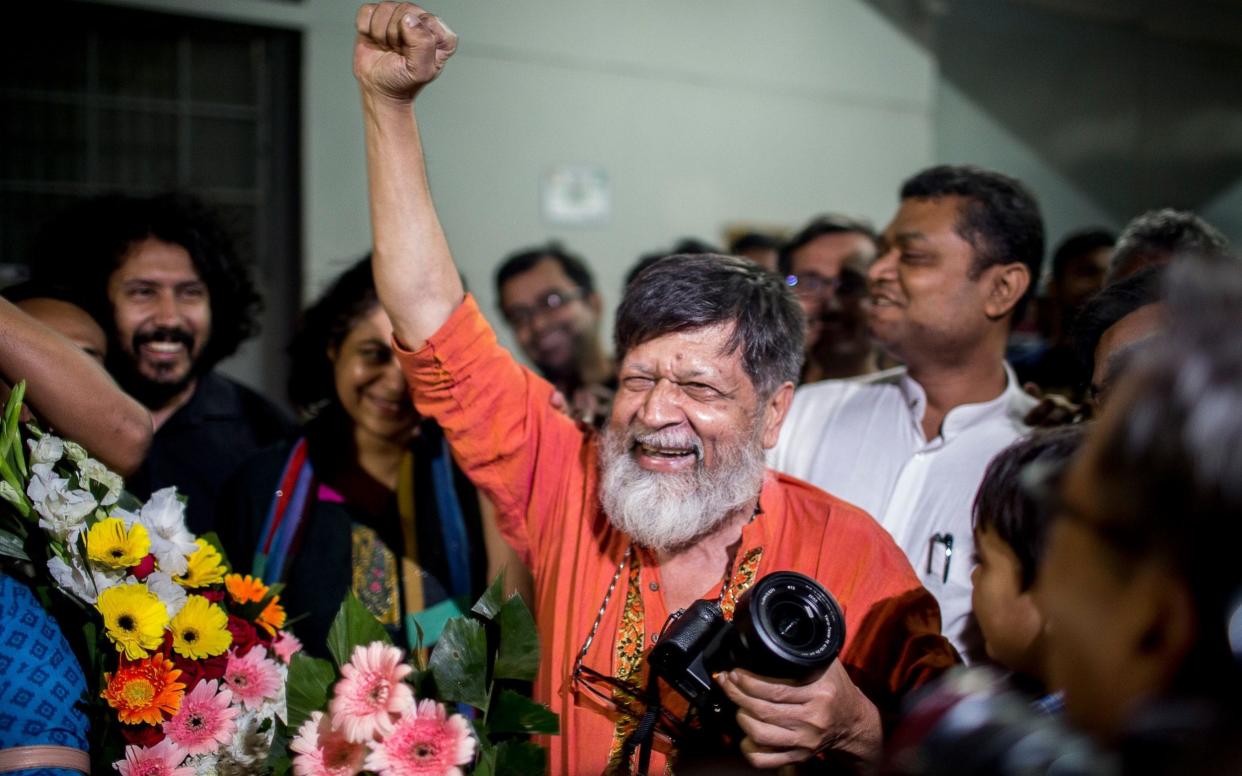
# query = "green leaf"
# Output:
<box><xmin>472</xmin><ymin>741</ymin><xmax>497</xmax><ymax>776</ymax></box>
<box><xmin>266</xmin><ymin>718</ymin><xmax>293</xmax><ymax>776</ymax></box>
<box><xmin>428</xmin><ymin>617</ymin><xmax>488</xmax><ymax>708</ymax></box>
<box><xmin>486</xmin><ymin>689</ymin><xmax>560</xmax><ymax>735</ymax></box>
<box><xmin>1</xmin><ymin>381</ymin><xmax>26</xmax><ymax>477</ymax></box>
<box><xmin>285</xmin><ymin>653</ymin><xmax>337</xmax><ymax>729</ymax></box>
<box><xmin>471</xmin><ymin>572</ymin><xmax>506</xmax><ymax>620</ymax></box>
<box><xmin>326</xmin><ymin>593</ymin><xmax>392</xmax><ymax>669</ymax></box>
<box><xmin>495</xmin><ymin>740</ymin><xmax>548</xmax><ymax>776</ymax></box>
<box><xmin>0</xmin><ymin>528</ymin><xmax>29</xmax><ymax>561</ymax></box>
<box><xmin>494</xmin><ymin>594</ymin><xmax>539</xmax><ymax>681</ymax></box>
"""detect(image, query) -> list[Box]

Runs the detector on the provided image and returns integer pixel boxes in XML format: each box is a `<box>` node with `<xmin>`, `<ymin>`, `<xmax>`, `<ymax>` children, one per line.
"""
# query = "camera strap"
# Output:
<box><xmin>620</xmin><ymin>673</ymin><xmax>662</xmax><ymax>776</ymax></box>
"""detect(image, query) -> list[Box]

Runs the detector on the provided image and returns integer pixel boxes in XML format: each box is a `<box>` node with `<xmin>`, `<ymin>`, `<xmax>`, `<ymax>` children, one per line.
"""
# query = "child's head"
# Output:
<box><xmin>971</xmin><ymin>425</ymin><xmax>1085</xmax><ymax>680</ymax></box>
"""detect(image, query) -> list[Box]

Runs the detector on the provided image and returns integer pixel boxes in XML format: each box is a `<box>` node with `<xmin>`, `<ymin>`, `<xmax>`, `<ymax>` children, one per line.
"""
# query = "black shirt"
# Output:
<box><xmin>128</xmin><ymin>372</ymin><xmax>295</xmax><ymax>535</ymax></box>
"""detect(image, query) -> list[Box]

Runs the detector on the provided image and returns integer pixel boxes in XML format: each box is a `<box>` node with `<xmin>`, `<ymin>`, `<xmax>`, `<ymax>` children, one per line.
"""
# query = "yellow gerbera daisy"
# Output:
<box><xmin>86</xmin><ymin>517</ymin><xmax>151</xmax><ymax>569</ymax></box>
<box><xmin>175</xmin><ymin>539</ymin><xmax>227</xmax><ymax>588</ymax></box>
<box><xmin>97</xmin><ymin>583</ymin><xmax>169</xmax><ymax>659</ymax></box>
<box><xmin>225</xmin><ymin>573</ymin><xmax>268</xmax><ymax>604</ymax></box>
<box><xmin>170</xmin><ymin>594</ymin><xmax>232</xmax><ymax>659</ymax></box>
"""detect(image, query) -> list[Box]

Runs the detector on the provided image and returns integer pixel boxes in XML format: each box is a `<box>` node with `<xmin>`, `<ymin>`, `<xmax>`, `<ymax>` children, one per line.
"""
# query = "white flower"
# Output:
<box><xmin>143</xmin><ymin>570</ymin><xmax>188</xmax><ymax>618</ymax></box>
<box><xmin>61</xmin><ymin>440</ymin><xmax>88</xmax><ymax>464</ymax></box>
<box><xmin>184</xmin><ymin>753</ymin><xmax>219</xmax><ymax>776</ymax></box>
<box><xmin>47</xmin><ymin>552</ymin><xmax>124</xmax><ymax>605</ymax></box>
<box><xmin>27</xmin><ymin>463</ymin><xmax>96</xmax><ymax>542</ymax></box>
<box><xmin>77</xmin><ymin>457</ymin><xmax>123</xmax><ymax>506</ymax></box>
<box><xmin>138</xmin><ymin>487</ymin><xmax>197</xmax><ymax>576</ymax></box>
<box><xmin>26</xmin><ymin>435</ymin><xmax>63</xmax><ymax>466</ymax></box>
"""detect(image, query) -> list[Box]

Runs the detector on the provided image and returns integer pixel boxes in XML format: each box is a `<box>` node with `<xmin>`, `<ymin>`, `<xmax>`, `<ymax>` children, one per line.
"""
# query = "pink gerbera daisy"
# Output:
<box><xmin>363</xmin><ymin>699</ymin><xmax>476</xmax><ymax>776</ymax></box>
<box><xmin>290</xmin><ymin>710</ymin><xmax>368</xmax><ymax>776</ymax></box>
<box><xmin>115</xmin><ymin>737</ymin><xmax>194</xmax><ymax>776</ymax></box>
<box><xmin>329</xmin><ymin>642</ymin><xmax>413</xmax><ymax>743</ymax></box>
<box><xmin>162</xmin><ymin>679</ymin><xmax>239</xmax><ymax>755</ymax></box>
<box><xmin>222</xmin><ymin>646</ymin><xmax>282</xmax><ymax>710</ymax></box>
<box><xmin>273</xmin><ymin>631</ymin><xmax>304</xmax><ymax>664</ymax></box>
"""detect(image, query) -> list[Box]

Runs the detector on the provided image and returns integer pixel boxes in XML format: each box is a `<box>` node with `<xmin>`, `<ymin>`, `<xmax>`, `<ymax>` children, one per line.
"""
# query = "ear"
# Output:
<box><xmin>760</xmin><ymin>381</ymin><xmax>795</xmax><ymax>449</ymax></box>
<box><xmin>327</xmin><ymin>343</ymin><xmax>340</xmax><ymax>364</ymax></box>
<box><xmin>983</xmin><ymin>262</ymin><xmax>1031</xmax><ymax>319</ymax></box>
<box><xmin>1117</xmin><ymin>563</ymin><xmax>1197</xmax><ymax>698</ymax></box>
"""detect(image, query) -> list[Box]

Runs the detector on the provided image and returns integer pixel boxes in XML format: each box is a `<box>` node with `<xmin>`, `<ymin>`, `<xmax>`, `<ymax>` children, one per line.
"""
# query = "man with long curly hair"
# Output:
<box><xmin>32</xmin><ymin>192</ymin><xmax>293</xmax><ymax>532</ymax></box>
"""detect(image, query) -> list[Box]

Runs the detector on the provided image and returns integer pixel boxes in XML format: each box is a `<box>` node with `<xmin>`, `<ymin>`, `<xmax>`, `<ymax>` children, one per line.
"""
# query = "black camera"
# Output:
<box><xmin>648</xmin><ymin>571</ymin><xmax>846</xmax><ymax>723</ymax></box>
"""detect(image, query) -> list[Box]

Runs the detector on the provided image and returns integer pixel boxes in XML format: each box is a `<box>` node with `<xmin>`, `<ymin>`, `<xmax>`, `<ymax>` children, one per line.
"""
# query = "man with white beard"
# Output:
<box><xmin>352</xmin><ymin>4</ymin><xmax>957</xmax><ymax>773</ymax></box>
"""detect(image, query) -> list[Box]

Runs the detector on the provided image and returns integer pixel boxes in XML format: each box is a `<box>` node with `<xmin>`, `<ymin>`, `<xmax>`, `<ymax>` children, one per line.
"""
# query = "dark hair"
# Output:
<box><xmin>627</xmin><ymin>239</ymin><xmax>722</xmax><ymax>288</ymax></box>
<box><xmin>286</xmin><ymin>256</ymin><xmax>379</xmax><ymax>416</ymax></box>
<box><xmin>900</xmin><ymin>165</ymin><xmax>1045</xmax><ymax>317</ymax></box>
<box><xmin>1109</xmin><ymin>209</ymin><xmax>1228</xmax><ymax>282</ymax></box>
<box><xmin>494</xmin><ymin>242</ymin><xmax>595</xmax><ymax>300</ymax></box>
<box><xmin>1071</xmin><ymin>265</ymin><xmax>1165</xmax><ymax>370</ymax></box>
<box><xmin>1088</xmin><ymin>256</ymin><xmax>1242</xmax><ymax>681</ymax></box>
<box><xmin>30</xmin><ymin>192</ymin><xmax>262</xmax><ymax>371</ymax></box>
<box><xmin>777</xmin><ymin>214</ymin><xmax>877</xmax><ymax>275</ymax></box>
<box><xmin>1051</xmin><ymin>227</ymin><xmax>1115</xmax><ymax>284</ymax></box>
<box><xmin>973</xmin><ymin>426</ymin><xmax>1086</xmax><ymax>590</ymax></box>
<box><xmin>615</xmin><ymin>254</ymin><xmax>804</xmax><ymax>398</ymax></box>
<box><xmin>729</xmin><ymin>232</ymin><xmax>780</xmax><ymax>256</ymax></box>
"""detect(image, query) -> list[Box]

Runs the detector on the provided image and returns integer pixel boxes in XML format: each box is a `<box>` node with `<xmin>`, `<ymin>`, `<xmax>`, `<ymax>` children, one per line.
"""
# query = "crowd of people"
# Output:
<box><xmin>2</xmin><ymin>2</ymin><xmax>1241</xmax><ymax>773</ymax></box>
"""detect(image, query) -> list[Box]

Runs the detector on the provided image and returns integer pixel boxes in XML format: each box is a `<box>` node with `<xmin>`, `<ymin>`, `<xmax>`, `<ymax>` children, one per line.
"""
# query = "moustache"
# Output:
<box><xmin>132</xmin><ymin>326</ymin><xmax>195</xmax><ymax>351</ymax></box>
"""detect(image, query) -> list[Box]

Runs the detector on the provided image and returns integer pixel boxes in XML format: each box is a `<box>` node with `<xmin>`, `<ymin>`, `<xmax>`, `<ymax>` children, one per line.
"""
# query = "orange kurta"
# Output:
<box><xmin>396</xmin><ymin>296</ymin><xmax>958</xmax><ymax>775</ymax></box>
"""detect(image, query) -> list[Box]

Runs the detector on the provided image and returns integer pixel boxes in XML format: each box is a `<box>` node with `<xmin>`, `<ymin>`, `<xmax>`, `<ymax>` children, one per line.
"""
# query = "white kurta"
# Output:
<box><xmin>769</xmin><ymin>365</ymin><xmax>1036</xmax><ymax>660</ymax></box>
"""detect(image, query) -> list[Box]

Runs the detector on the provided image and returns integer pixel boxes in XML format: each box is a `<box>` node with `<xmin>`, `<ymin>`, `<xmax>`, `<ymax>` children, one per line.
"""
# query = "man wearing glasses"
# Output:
<box><xmin>353</xmin><ymin>4</ymin><xmax>957</xmax><ymax>773</ymax></box>
<box><xmin>496</xmin><ymin>242</ymin><xmax>616</xmax><ymax>426</ymax></box>
<box><xmin>779</xmin><ymin>214</ymin><xmax>880</xmax><ymax>384</ymax></box>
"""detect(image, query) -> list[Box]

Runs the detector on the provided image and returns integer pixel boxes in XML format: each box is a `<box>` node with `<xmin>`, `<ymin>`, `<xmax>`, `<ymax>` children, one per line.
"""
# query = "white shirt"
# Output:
<box><xmin>768</xmin><ymin>365</ymin><xmax>1036</xmax><ymax>660</ymax></box>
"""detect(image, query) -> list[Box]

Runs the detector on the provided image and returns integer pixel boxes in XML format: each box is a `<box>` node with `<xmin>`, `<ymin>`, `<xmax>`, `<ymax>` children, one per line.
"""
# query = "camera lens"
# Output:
<box><xmin>732</xmin><ymin>571</ymin><xmax>845</xmax><ymax>680</ymax></box>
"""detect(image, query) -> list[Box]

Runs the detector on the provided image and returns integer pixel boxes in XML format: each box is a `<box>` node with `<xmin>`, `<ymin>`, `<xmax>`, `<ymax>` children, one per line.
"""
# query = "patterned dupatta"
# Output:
<box><xmin>250</xmin><ymin>434</ymin><xmax>472</xmax><ymax>647</ymax></box>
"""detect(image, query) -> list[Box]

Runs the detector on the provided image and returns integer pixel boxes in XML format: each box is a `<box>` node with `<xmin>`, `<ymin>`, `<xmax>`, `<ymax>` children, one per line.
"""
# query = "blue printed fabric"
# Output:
<box><xmin>0</xmin><ymin>573</ymin><xmax>89</xmax><ymax>776</ymax></box>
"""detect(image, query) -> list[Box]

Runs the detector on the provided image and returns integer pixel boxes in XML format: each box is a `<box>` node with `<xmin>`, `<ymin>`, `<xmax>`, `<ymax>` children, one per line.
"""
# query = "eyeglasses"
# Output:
<box><xmin>569</xmin><ymin>546</ymin><xmax>685</xmax><ymax>744</ymax></box>
<box><xmin>501</xmin><ymin>288</ymin><xmax>585</xmax><ymax>328</ymax></box>
<box><xmin>784</xmin><ymin>270</ymin><xmax>867</xmax><ymax>298</ymax></box>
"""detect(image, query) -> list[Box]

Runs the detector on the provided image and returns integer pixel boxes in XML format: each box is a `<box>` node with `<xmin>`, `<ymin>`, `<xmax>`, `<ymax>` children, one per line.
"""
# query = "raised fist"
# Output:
<box><xmin>354</xmin><ymin>3</ymin><xmax>457</xmax><ymax>103</ymax></box>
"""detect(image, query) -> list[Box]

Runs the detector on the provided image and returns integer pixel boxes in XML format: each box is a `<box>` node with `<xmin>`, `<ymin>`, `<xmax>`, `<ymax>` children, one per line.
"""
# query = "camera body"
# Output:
<box><xmin>648</xmin><ymin>571</ymin><xmax>846</xmax><ymax>724</ymax></box>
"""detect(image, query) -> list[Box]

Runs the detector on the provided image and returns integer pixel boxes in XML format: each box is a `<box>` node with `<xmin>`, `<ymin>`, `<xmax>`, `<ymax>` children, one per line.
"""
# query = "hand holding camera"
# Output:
<box><xmin>649</xmin><ymin>571</ymin><xmax>882</xmax><ymax>769</ymax></box>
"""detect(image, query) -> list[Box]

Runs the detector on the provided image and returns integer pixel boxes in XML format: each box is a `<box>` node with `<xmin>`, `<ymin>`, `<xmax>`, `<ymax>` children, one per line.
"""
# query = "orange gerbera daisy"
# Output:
<box><xmin>102</xmin><ymin>655</ymin><xmax>185</xmax><ymax>725</ymax></box>
<box><xmin>256</xmin><ymin>596</ymin><xmax>287</xmax><ymax>636</ymax></box>
<box><xmin>224</xmin><ymin>573</ymin><xmax>269</xmax><ymax>605</ymax></box>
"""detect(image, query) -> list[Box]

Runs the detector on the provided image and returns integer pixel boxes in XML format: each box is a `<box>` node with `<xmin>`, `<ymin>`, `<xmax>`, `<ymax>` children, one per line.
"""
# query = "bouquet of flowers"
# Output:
<box><xmin>278</xmin><ymin>580</ymin><xmax>558</xmax><ymax>775</ymax></box>
<box><xmin>0</xmin><ymin>382</ymin><xmax>294</xmax><ymax>774</ymax></box>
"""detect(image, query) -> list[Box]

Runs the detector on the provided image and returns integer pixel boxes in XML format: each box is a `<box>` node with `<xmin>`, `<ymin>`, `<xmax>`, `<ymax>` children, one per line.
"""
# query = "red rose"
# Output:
<box><xmin>226</xmin><ymin>615</ymin><xmax>258</xmax><ymax>656</ymax></box>
<box><xmin>173</xmin><ymin>652</ymin><xmax>228</xmax><ymax>689</ymax></box>
<box><xmin>129</xmin><ymin>554</ymin><xmax>156</xmax><ymax>581</ymax></box>
<box><xmin>121</xmin><ymin>724</ymin><xmax>164</xmax><ymax>748</ymax></box>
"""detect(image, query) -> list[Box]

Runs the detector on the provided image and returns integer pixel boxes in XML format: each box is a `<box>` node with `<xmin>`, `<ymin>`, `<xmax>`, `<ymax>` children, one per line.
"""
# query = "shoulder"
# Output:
<box><xmin>771</xmin><ymin>471</ymin><xmax>888</xmax><ymax>541</ymax></box>
<box><xmin>203</xmin><ymin>373</ymin><xmax>297</xmax><ymax>435</ymax></box>
<box><xmin>790</xmin><ymin>367</ymin><xmax>907</xmax><ymax>415</ymax></box>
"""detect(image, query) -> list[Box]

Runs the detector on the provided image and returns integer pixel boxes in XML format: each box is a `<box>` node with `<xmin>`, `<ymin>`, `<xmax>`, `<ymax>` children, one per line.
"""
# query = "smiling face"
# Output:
<box><xmin>789</xmin><ymin>232</ymin><xmax>874</xmax><ymax>365</ymax></box>
<box><xmin>330</xmin><ymin>305</ymin><xmax>417</xmax><ymax>447</ymax></box>
<box><xmin>499</xmin><ymin>257</ymin><xmax>600</xmax><ymax>380</ymax></box>
<box><xmin>598</xmin><ymin>324</ymin><xmax>790</xmax><ymax>552</ymax></box>
<box><xmin>107</xmin><ymin>237</ymin><xmax>210</xmax><ymax>392</ymax></box>
<box><xmin>868</xmin><ymin>196</ymin><xmax>1003</xmax><ymax>366</ymax></box>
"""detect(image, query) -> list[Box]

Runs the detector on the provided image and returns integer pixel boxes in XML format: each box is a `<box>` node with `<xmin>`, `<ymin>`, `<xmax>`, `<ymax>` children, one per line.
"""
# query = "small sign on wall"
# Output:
<box><xmin>541</xmin><ymin>164</ymin><xmax>610</xmax><ymax>226</ymax></box>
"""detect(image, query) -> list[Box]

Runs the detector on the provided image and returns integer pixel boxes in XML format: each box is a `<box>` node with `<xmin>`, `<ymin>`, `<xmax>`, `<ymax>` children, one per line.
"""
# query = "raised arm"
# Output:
<box><xmin>0</xmin><ymin>298</ymin><xmax>153</xmax><ymax>476</ymax></box>
<box><xmin>354</xmin><ymin>2</ymin><xmax>462</xmax><ymax>349</ymax></box>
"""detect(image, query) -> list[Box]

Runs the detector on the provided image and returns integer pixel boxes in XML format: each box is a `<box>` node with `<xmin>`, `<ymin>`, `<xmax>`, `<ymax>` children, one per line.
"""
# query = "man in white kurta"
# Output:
<box><xmin>770</xmin><ymin>165</ymin><xmax>1045</xmax><ymax>660</ymax></box>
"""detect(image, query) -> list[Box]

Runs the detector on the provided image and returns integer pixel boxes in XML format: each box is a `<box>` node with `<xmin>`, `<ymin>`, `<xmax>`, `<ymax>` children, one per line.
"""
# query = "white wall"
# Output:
<box><xmin>94</xmin><ymin>0</ymin><xmax>935</xmax><ymax>359</ymax></box>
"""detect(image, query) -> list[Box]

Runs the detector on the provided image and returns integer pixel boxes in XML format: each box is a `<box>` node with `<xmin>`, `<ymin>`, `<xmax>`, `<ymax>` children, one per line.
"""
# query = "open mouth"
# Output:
<box><xmin>636</xmin><ymin>442</ymin><xmax>699</xmax><ymax>460</ymax></box>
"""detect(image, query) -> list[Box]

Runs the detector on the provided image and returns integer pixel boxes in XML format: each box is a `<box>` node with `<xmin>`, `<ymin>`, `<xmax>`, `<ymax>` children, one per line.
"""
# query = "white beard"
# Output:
<box><xmin>597</xmin><ymin>421</ymin><xmax>767</xmax><ymax>554</ymax></box>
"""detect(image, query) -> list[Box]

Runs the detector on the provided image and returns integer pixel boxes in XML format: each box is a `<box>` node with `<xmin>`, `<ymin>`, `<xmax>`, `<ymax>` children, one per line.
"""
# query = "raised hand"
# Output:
<box><xmin>354</xmin><ymin>2</ymin><xmax>457</xmax><ymax>103</ymax></box>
